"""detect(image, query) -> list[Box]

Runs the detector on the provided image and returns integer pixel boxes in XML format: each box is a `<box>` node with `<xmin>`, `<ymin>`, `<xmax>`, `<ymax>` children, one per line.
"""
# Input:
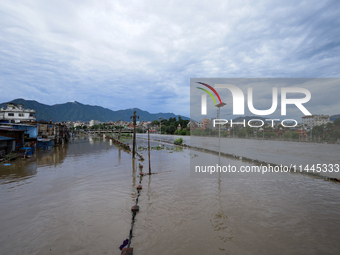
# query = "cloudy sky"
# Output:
<box><xmin>0</xmin><ymin>0</ymin><xmax>339</xmax><ymax>118</ymax></box>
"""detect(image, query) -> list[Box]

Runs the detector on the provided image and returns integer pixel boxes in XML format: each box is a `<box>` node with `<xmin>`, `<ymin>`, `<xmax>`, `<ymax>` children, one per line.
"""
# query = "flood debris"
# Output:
<box><xmin>120</xmin><ymin>164</ymin><xmax>145</xmax><ymax>254</ymax></box>
<box><xmin>106</xmin><ymin>136</ymin><xmax>144</xmax><ymax>161</ymax></box>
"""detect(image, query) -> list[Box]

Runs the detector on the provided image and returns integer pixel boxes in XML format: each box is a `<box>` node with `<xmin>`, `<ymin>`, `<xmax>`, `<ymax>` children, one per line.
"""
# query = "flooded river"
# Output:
<box><xmin>0</xmin><ymin>136</ymin><xmax>339</xmax><ymax>254</ymax></box>
<box><xmin>139</xmin><ymin>134</ymin><xmax>340</xmax><ymax>178</ymax></box>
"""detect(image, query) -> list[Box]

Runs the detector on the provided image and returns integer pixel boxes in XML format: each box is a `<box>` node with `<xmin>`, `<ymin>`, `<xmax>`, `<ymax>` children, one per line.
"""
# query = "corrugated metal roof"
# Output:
<box><xmin>0</xmin><ymin>135</ymin><xmax>15</xmax><ymax>141</ymax></box>
<box><xmin>37</xmin><ymin>138</ymin><xmax>52</xmax><ymax>142</ymax></box>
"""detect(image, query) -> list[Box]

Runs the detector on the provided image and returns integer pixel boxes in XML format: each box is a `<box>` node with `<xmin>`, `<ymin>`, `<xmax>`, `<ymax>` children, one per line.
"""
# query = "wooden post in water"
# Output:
<box><xmin>130</xmin><ymin>111</ymin><xmax>139</xmax><ymax>159</ymax></box>
<box><xmin>148</xmin><ymin>124</ymin><xmax>151</xmax><ymax>174</ymax></box>
<box><xmin>118</xmin><ymin>120</ymin><xmax>121</xmax><ymax>140</ymax></box>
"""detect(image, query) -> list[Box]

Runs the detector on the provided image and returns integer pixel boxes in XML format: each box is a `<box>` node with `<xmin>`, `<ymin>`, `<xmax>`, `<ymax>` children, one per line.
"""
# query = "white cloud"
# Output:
<box><xmin>0</xmin><ymin>0</ymin><xmax>339</xmax><ymax>118</ymax></box>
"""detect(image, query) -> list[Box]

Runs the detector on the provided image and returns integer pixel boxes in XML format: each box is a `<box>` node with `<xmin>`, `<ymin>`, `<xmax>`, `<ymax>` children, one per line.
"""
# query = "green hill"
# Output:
<box><xmin>330</xmin><ymin>114</ymin><xmax>340</xmax><ymax>120</ymax></box>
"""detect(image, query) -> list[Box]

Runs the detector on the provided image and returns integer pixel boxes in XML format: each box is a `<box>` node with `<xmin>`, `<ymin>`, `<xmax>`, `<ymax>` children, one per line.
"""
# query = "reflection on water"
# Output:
<box><xmin>0</xmin><ymin>137</ymin><xmax>339</xmax><ymax>255</ymax></box>
<box><xmin>0</xmin><ymin>144</ymin><xmax>69</xmax><ymax>185</ymax></box>
<box><xmin>37</xmin><ymin>143</ymin><xmax>68</xmax><ymax>167</ymax></box>
<box><xmin>0</xmin><ymin>159</ymin><xmax>37</xmax><ymax>186</ymax></box>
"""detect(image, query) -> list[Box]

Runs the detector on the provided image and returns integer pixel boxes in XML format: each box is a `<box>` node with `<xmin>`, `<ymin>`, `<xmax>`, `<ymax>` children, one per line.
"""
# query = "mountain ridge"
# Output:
<box><xmin>0</xmin><ymin>98</ymin><xmax>189</xmax><ymax>122</ymax></box>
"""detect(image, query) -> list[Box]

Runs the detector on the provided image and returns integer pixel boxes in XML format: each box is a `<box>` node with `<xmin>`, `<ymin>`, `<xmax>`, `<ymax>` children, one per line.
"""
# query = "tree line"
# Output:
<box><xmin>191</xmin><ymin>118</ymin><xmax>340</xmax><ymax>142</ymax></box>
<box><xmin>136</xmin><ymin>116</ymin><xmax>190</xmax><ymax>135</ymax></box>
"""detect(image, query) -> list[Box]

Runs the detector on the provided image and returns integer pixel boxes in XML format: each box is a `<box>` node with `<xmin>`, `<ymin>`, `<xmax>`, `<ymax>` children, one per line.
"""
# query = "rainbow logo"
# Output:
<box><xmin>196</xmin><ymin>82</ymin><xmax>222</xmax><ymax>106</ymax></box>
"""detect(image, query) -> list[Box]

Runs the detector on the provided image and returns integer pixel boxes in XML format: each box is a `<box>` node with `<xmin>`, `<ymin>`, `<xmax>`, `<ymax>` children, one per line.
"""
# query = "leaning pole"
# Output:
<box><xmin>130</xmin><ymin>111</ymin><xmax>139</xmax><ymax>159</ymax></box>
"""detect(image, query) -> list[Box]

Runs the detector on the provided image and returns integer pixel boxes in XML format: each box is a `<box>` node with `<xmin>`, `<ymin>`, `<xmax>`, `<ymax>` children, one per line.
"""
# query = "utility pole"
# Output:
<box><xmin>130</xmin><ymin>111</ymin><xmax>139</xmax><ymax>159</ymax></box>
<box><xmin>159</xmin><ymin>117</ymin><xmax>163</xmax><ymax>145</ymax></box>
<box><xmin>215</xmin><ymin>102</ymin><xmax>226</xmax><ymax>166</ymax></box>
<box><xmin>117</xmin><ymin>120</ymin><xmax>121</xmax><ymax>140</ymax></box>
<box><xmin>148</xmin><ymin>123</ymin><xmax>151</xmax><ymax>174</ymax></box>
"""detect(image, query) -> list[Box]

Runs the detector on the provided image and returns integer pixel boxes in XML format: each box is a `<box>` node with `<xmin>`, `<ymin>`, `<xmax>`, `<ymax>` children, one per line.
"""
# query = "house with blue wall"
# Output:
<box><xmin>0</xmin><ymin>136</ymin><xmax>15</xmax><ymax>156</ymax></box>
<box><xmin>11</xmin><ymin>124</ymin><xmax>37</xmax><ymax>139</ymax></box>
<box><xmin>0</xmin><ymin>124</ymin><xmax>37</xmax><ymax>151</ymax></box>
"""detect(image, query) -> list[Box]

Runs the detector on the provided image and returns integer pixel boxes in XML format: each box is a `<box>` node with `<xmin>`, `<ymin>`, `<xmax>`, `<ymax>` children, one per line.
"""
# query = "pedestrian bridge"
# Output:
<box><xmin>86</xmin><ymin>130</ymin><xmax>133</xmax><ymax>134</ymax></box>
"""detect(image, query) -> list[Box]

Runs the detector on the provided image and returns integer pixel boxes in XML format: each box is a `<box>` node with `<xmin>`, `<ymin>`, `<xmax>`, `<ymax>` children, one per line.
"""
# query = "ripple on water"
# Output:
<box><xmin>0</xmin><ymin>138</ymin><xmax>339</xmax><ymax>255</ymax></box>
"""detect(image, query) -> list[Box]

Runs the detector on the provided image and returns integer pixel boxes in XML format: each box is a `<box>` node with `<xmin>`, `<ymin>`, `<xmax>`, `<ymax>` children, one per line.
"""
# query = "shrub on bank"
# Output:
<box><xmin>237</xmin><ymin>130</ymin><xmax>246</xmax><ymax>138</ymax></box>
<box><xmin>264</xmin><ymin>132</ymin><xmax>277</xmax><ymax>139</ymax></box>
<box><xmin>174</xmin><ymin>138</ymin><xmax>183</xmax><ymax>145</ymax></box>
<box><xmin>283</xmin><ymin>131</ymin><xmax>299</xmax><ymax>140</ymax></box>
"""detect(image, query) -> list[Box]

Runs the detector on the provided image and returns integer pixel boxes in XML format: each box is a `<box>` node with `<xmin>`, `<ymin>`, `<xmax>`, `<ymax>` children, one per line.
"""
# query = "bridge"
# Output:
<box><xmin>80</xmin><ymin>130</ymin><xmax>134</xmax><ymax>134</ymax></box>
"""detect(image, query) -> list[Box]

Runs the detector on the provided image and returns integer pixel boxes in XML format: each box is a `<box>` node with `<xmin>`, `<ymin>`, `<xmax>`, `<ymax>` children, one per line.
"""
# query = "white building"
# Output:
<box><xmin>314</xmin><ymin>115</ymin><xmax>331</xmax><ymax>126</ymax></box>
<box><xmin>302</xmin><ymin>115</ymin><xmax>331</xmax><ymax>129</ymax></box>
<box><xmin>89</xmin><ymin>120</ymin><xmax>100</xmax><ymax>127</ymax></box>
<box><xmin>196</xmin><ymin>121</ymin><xmax>203</xmax><ymax>128</ymax></box>
<box><xmin>0</xmin><ymin>102</ymin><xmax>36</xmax><ymax>123</ymax></box>
<box><xmin>302</xmin><ymin>115</ymin><xmax>314</xmax><ymax>128</ymax></box>
<box><xmin>73</xmin><ymin>122</ymin><xmax>83</xmax><ymax>128</ymax></box>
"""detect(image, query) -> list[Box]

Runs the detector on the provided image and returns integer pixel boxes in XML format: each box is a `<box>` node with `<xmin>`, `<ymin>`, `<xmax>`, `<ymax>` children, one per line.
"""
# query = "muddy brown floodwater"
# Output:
<box><xmin>0</xmin><ymin>136</ymin><xmax>339</xmax><ymax>255</ymax></box>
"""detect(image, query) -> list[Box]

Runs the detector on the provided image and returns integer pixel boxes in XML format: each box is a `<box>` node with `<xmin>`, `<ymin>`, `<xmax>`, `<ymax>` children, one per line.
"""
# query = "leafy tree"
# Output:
<box><xmin>292</xmin><ymin>132</ymin><xmax>300</xmax><ymax>139</ymax></box>
<box><xmin>312</xmin><ymin>125</ymin><xmax>325</xmax><ymax>136</ymax></box>
<box><xmin>334</xmin><ymin>118</ymin><xmax>340</xmax><ymax>127</ymax></box>
<box><xmin>168</xmin><ymin>117</ymin><xmax>176</xmax><ymax>123</ymax></box>
<box><xmin>326</xmin><ymin>122</ymin><xmax>333</xmax><ymax>129</ymax></box>
<box><xmin>221</xmin><ymin>131</ymin><xmax>229</xmax><ymax>137</ymax></box>
<box><xmin>283</xmin><ymin>131</ymin><xmax>292</xmax><ymax>139</ymax></box>
<box><xmin>211</xmin><ymin>130</ymin><xmax>218</xmax><ymax>136</ymax></box>
<box><xmin>136</xmin><ymin>128</ymin><xmax>145</xmax><ymax>133</ymax></box>
<box><xmin>192</xmin><ymin>129</ymin><xmax>203</xmax><ymax>136</ymax></box>
<box><xmin>168</xmin><ymin>125</ymin><xmax>176</xmax><ymax>134</ymax></box>
<box><xmin>264</xmin><ymin>132</ymin><xmax>277</xmax><ymax>139</ymax></box>
<box><xmin>160</xmin><ymin>118</ymin><xmax>168</xmax><ymax>126</ymax></box>
<box><xmin>156</xmin><ymin>117</ymin><xmax>190</xmax><ymax>134</ymax></box>
<box><xmin>238</xmin><ymin>129</ymin><xmax>246</xmax><ymax>138</ymax></box>
<box><xmin>245</xmin><ymin>127</ymin><xmax>253</xmax><ymax>136</ymax></box>
<box><xmin>332</xmin><ymin>129</ymin><xmax>340</xmax><ymax>139</ymax></box>
<box><xmin>180</xmin><ymin>129</ymin><xmax>188</xmax><ymax>135</ymax></box>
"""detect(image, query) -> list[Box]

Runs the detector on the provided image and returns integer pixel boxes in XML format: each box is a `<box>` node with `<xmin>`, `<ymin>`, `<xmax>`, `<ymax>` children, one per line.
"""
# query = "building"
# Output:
<box><xmin>0</xmin><ymin>127</ymin><xmax>25</xmax><ymax>149</ymax></box>
<box><xmin>0</xmin><ymin>102</ymin><xmax>36</xmax><ymax>123</ymax></box>
<box><xmin>37</xmin><ymin>122</ymin><xmax>69</xmax><ymax>144</ymax></box>
<box><xmin>89</xmin><ymin>120</ymin><xmax>100</xmax><ymax>127</ymax></box>
<box><xmin>0</xmin><ymin>136</ymin><xmax>16</xmax><ymax>156</ymax></box>
<box><xmin>203</xmin><ymin>118</ymin><xmax>210</xmax><ymax>130</ymax></box>
<box><xmin>73</xmin><ymin>122</ymin><xmax>82</xmax><ymax>128</ymax></box>
<box><xmin>302</xmin><ymin>116</ymin><xmax>314</xmax><ymax>128</ymax></box>
<box><xmin>314</xmin><ymin>115</ymin><xmax>331</xmax><ymax>126</ymax></box>
<box><xmin>196</xmin><ymin>121</ymin><xmax>203</xmax><ymax>129</ymax></box>
<box><xmin>302</xmin><ymin>115</ymin><xmax>331</xmax><ymax>129</ymax></box>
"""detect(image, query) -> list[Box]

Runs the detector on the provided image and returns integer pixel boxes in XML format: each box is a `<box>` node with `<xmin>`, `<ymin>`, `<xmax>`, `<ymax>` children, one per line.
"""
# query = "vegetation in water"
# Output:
<box><xmin>137</xmin><ymin>144</ymin><xmax>183</xmax><ymax>153</ymax></box>
<box><xmin>174</xmin><ymin>137</ymin><xmax>183</xmax><ymax>145</ymax></box>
